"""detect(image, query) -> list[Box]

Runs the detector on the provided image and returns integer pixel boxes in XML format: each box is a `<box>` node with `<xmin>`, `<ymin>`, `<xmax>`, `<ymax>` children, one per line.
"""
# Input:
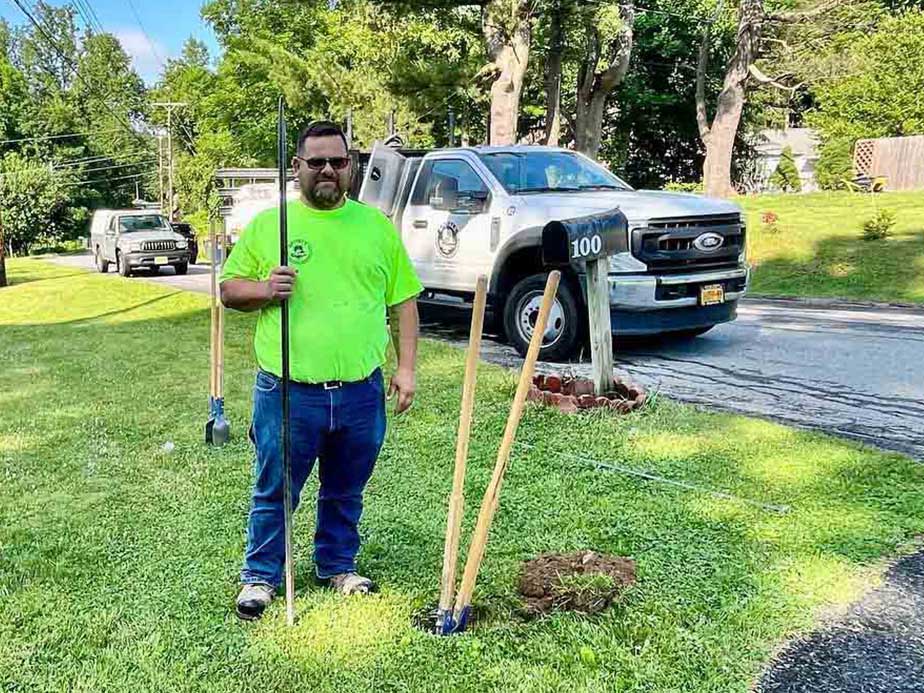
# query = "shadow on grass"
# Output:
<box><xmin>5</xmin><ymin>270</ymin><xmax>89</xmax><ymax>287</ymax></box>
<box><xmin>2</xmin><ymin>293</ymin><xmax>924</xmax><ymax>690</ymax></box>
<box><xmin>56</xmin><ymin>291</ymin><xmax>185</xmax><ymax>326</ymax></box>
<box><xmin>751</xmin><ymin>229</ymin><xmax>924</xmax><ymax>303</ymax></box>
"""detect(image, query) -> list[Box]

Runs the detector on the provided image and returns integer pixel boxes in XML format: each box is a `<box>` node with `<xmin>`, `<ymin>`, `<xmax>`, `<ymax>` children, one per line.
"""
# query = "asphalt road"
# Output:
<box><xmin>53</xmin><ymin>251</ymin><xmax>924</xmax><ymax>460</ymax></box>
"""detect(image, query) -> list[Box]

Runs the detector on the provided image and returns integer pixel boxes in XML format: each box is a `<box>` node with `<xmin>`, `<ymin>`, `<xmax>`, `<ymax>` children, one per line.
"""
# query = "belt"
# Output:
<box><xmin>261</xmin><ymin>369</ymin><xmax>378</xmax><ymax>390</ymax></box>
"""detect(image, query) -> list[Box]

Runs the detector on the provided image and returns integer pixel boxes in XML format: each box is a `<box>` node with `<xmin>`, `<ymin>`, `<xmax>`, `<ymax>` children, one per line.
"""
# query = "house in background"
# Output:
<box><xmin>753</xmin><ymin>128</ymin><xmax>820</xmax><ymax>192</ymax></box>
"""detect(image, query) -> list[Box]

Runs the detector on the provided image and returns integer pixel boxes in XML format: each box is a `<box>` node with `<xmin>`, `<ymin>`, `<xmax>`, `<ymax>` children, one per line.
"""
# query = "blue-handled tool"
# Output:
<box><xmin>206</xmin><ymin>217</ymin><xmax>230</xmax><ymax>447</ymax></box>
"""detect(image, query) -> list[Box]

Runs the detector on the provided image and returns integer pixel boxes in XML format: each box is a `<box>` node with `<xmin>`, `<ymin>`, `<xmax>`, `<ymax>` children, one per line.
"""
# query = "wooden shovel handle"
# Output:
<box><xmin>437</xmin><ymin>275</ymin><xmax>488</xmax><ymax>615</ymax></box>
<box><xmin>454</xmin><ymin>271</ymin><xmax>560</xmax><ymax>617</ymax></box>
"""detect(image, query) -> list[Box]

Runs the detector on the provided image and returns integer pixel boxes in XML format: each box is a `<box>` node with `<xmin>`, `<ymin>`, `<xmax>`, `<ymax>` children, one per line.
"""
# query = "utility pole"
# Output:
<box><xmin>157</xmin><ymin>134</ymin><xmax>164</xmax><ymax>211</ymax></box>
<box><xmin>346</xmin><ymin>108</ymin><xmax>353</xmax><ymax>150</ymax></box>
<box><xmin>448</xmin><ymin>108</ymin><xmax>456</xmax><ymax>147</ymax></box>
<box><xmin>152</xmin><ymin>102</ymin><xmax>188</xmax><ymax>221</ymax></box>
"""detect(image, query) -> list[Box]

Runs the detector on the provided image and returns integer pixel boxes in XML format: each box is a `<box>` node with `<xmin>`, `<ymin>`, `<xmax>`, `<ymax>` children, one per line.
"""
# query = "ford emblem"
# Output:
<box><xmin>693</xmin><ymin>232</ymin><xmax>724</xmax><ymax>252</ymax></box>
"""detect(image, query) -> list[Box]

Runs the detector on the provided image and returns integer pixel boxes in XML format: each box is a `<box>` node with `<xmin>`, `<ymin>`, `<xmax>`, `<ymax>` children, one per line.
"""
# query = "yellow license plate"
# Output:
<box><xmin>700</xmin><ymin>284</ymin><xmax>725</xmax><ymax>306</ymax></box>
<box><xmin>154</xmin><ymin>256</ymin><xmax>169</xmax><ymax>265</ymax></box>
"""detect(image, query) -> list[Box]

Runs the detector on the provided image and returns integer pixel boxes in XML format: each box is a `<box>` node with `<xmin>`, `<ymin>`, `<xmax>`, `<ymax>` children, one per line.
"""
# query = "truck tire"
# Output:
<box><xmin>95</xmin><ymin>247</ymin><xmax>109</xmax><ymax>273</ymax></box>
<box><xmin>117</xmin><ymin>251</ymin><xmax>132</xmax><ymax>277</ymax></box>
<box><xmin>503</xmin><ymin>273</ymin><xmax>581</xmax><ymax>361</ymax></box>
<box><xmin>174</xmin><ymin>262</ymin><xmax>188</xmax><ymax>275</ymax></box>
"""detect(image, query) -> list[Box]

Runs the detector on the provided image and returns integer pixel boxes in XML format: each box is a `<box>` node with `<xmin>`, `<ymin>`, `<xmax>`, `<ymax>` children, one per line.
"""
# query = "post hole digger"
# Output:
<box><xmin>436</xmin><ymin>270</ymin><xmax>561</xmax><ymax>635</ymax></box>
<box><xmin>436</xmin><ymin>275</ymin><xmax>488</xmax><ymax>635</ymax></box>
<box><xmin>206</xmin><ymin>216</ymin><xmax>230</xmax><ymax>446</ymax></box>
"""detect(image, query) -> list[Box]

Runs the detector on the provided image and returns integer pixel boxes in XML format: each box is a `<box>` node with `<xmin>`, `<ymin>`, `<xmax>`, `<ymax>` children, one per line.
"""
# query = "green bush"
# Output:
<box><xmin>769</xmin><ymin>146</ymin><xmax>802</xmax><ymax>192</ymax></box>
<box><xmin>815</xmin><ymin>138</ymin><xmax>855</xmax><ymax>191</ymax></box>
<box><xmin>861</xmin><ymin>209</ymin><xmax>896</xmax><ymax>241</ymax></box>
<box><xmin>663</xmin><ymin>181</ymin><xmax>703</xmax><ymax>193</ymax></box>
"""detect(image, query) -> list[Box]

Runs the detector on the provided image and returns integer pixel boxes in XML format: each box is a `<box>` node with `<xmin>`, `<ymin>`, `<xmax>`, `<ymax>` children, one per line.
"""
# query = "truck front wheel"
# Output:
<box><xmin>117</xmin><ymin>251</ymin><xmax>132</xmax><ymax>277</ymax></box>
<box><xmin>503</xmin><ymin>273</ymin><xmax>582</xmax><ymax>361</ymax></box>
<box><xmin>95</xmin><ymin>247</ymin><xmax>109</xmax><ymax>273</ymax></box>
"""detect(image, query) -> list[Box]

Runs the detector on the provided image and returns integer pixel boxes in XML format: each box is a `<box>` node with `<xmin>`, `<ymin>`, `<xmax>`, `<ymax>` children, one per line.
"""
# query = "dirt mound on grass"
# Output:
<box><xmin>519</xmin><ymin>551</ymin><xmax>636</xmax><ymax>616</ymax></box>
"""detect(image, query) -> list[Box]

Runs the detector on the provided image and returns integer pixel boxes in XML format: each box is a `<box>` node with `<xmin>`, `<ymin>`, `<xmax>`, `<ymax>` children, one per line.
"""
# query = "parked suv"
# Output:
<box><xmin>89</xmin><ymin>210</ymin><xmax>190</xmax><ymax>277</ymax></box>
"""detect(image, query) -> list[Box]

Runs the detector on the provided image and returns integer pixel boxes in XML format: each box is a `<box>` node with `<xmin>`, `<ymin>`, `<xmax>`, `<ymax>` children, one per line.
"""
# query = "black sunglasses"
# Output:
<box><xmin>294</xmin><ymin>155</ymin><xmax>350</xmax><ymax>171</ymax></box>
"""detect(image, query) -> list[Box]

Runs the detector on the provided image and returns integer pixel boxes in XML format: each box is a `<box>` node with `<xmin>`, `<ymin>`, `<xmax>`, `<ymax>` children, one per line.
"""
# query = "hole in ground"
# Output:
<box><xmin>519</xmin><ymin>550</ymin><xmax>637</xmax><ymax>617</ymax></box>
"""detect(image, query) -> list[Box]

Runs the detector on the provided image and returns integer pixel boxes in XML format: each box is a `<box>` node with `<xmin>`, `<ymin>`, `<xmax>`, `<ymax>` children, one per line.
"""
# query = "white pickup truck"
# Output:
<box><xmin>356</xmin><ymin>144</ymin><xmax>749</xmax><ymax>360</ymax></box>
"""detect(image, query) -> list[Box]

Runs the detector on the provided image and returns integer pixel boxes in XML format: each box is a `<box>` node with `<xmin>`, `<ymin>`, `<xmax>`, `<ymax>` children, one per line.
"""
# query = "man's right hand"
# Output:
<box><xmin>264</xmin><ymin>266</ymin><xmax>297</xmax><ymax>302</ymax></box>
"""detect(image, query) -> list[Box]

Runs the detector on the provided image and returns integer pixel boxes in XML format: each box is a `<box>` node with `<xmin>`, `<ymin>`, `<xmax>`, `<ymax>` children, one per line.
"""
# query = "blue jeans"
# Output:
<box><xmin>241</xmin><ymin>368</ymin><xmax>387</xmax><ymax>586</ymax></box>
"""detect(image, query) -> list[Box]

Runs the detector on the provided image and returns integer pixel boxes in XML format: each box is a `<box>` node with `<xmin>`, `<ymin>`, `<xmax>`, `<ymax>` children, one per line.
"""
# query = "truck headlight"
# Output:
<box><xmin>129</xmin><ymin>242</ymin><xmax>142</xmax><ymax>252</ymax></box>
<box><xmin>176</xmin><ymin>239</ymin><xmax>188</xmax><ymax>249</ymax></box>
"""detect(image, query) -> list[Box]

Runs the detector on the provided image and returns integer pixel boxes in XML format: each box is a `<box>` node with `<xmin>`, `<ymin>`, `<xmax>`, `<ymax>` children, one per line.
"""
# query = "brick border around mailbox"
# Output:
<box><xmin>527</xmin><ymin>374</ymin><xmax>647</xmax><ymax>414</ymax></box>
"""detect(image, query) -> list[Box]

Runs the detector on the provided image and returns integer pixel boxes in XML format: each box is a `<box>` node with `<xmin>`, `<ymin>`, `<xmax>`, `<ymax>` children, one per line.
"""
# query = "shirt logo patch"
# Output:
<box><xmin>288</xmin><ymin>239</ymin><xmax>313</xmax><ymax>264</ymax></box>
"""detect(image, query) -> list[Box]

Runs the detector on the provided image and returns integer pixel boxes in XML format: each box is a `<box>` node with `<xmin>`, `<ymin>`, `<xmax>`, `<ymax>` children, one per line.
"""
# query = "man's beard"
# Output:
<box><xmin>308</xmin><ymin>179</ymin><xmax>343</xmax><ymax>209</ymax></box>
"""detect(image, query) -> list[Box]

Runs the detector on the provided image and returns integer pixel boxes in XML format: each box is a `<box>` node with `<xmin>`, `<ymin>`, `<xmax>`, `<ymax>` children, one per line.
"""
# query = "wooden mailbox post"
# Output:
<box><xmin>542</xmin><ymin>209</ymin><xmax>629</xmax><ymax>396</ymax></box>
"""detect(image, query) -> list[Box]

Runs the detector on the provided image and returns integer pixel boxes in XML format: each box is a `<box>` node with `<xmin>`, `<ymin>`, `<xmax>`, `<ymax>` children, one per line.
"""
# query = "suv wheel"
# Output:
<box><xmin>174</xmin><ymin>262</ymin><xmax>188</xmax><ymax>275</ymax></box>
<box><xmin>117</xmin><ymin>251</ymin><xmax>132</xmax><ymax>277</ymax></box>
<box><xmin>95</xmin><ymin>247</ymin><xmax>109</xmax><ymax>273</ymax></box>
<box><xmin>503</xmin><ymin>273</ymin><xmax>582</xmax><ymax>361</ymax></box>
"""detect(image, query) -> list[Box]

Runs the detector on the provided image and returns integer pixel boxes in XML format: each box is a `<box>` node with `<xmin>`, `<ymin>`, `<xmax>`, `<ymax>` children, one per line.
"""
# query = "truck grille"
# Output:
<box><xmin>141</xmin><ymin>240</ymin><xmax>177</xmax><ymax>252</ymax></box>
<box><xmin>632</xmin><ymin>214</ymin><xmax>744</xmax><ymax>273</ymax></box>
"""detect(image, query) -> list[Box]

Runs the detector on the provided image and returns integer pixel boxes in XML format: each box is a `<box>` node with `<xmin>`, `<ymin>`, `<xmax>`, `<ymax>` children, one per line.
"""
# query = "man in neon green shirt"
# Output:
<box><xmin>221</xmin><ymin>121</ymin><xmax>422</xmax><ymax>620</ymax></box>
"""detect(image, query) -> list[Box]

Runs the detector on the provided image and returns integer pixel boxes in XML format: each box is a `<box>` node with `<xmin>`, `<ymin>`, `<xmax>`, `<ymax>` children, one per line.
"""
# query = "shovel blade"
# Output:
<box><xmin>211</xmin><ymin>417</ymin><xmax>230</xmax><ymax>446</ymax></box>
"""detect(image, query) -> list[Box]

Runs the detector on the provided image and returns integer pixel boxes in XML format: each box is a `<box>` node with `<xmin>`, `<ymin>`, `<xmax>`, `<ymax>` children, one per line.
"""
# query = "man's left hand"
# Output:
<box><xmin>387</xmin><ymin>367</ymin><xmax>415</xmax><ymax>415</ymax></box>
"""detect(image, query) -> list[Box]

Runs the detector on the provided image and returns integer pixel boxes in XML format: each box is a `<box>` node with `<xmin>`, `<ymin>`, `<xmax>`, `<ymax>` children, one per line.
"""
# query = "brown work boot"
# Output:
<box><xmin>326</xmin><ymin>572</ymin><xmax>377</xmax><ymax>595</ymax></box>
<box><xmin>236</xmin><ymin>583</ymin><xmax>275</xmax><ymax>620</ymax></box>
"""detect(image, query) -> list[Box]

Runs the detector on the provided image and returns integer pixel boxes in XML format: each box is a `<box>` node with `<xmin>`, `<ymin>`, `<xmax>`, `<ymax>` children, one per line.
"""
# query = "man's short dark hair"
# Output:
<box><xmin>297</xmin><ymin>120</ymin><xmax>349</xmax><ymax>155</ymax></box>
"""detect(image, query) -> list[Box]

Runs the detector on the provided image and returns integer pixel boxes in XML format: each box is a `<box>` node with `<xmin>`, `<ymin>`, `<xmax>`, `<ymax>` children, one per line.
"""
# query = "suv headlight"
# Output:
<box><xmin>176</xmin><ymin>239</ymin><xmax>188</xmax><ymax>249</ymax></box>
<box><xmin>129</xmin><ymin>242</ymin><xmax>142</xmax><ymax>252</ymax></box>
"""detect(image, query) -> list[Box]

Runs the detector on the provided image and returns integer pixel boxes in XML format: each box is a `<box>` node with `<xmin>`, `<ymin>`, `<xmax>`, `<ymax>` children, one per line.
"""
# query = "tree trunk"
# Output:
<box><xmin>575</xmin><ymin>92</ymin><xmax>608</xmax><ymax>158</ymax></box>
<box><xmin>484</xmin><ymin>0</ymin><xmax>532</xmax><ymax>145</ymax></box>
<box><xmin>542</xmin><ymin>1</ymin><xmax>563</xmax><ymax>146</ymax></box>
<box><xmin>573</xmin><ymin>2</ymin><xmax>635</xmax><ymax>160</ymax></box>
<box><xmin>696</xmin><ymin>0</ymin><xmax>765</xmax><ymax>197</ymax></box>
<box><xmin>701</xmin><ymin>93</ymin><xmax>744</xmax><ymax>198</ymax></box>
<box><xmin>0</xmin><ymin>211</ymin><xmax>6</xmax><ymax>289</ymax></box>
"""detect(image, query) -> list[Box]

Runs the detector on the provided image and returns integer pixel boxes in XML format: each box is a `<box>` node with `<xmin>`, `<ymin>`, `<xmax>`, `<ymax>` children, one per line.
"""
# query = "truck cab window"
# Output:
<box><xmin>411</xmin><ymin>159</ymin><xmax>488</xmax><ymax>209</ymax></box>
<box><xmin>479</xmin><ymin>151</ymin><xmax>632</xmax><ymax>194</ymax></box>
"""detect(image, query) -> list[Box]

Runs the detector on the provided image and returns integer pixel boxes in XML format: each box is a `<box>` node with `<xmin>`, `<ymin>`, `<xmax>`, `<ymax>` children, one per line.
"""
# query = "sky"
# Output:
<box><xmin>1</xmin><ymin>0</ymin><xmax>222</xmax><ymax>84</ymax></box>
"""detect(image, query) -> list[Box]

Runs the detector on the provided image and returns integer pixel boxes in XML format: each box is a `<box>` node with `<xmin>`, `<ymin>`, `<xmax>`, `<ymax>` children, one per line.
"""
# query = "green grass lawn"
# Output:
<box><xmin>2</xmin><ymin>259</ymin><xmax>923</xmax><ymax>692</ymax></box>
<box><xmin>739</xmin><ymin>191</ymin><xmax>924</xmax><ymax>303</ymax></box>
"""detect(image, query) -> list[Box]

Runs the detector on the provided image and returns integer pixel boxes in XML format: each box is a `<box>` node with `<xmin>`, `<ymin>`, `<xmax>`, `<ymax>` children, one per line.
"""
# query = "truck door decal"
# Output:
<box><xmin>436</xmin><ymin>221</ymin><xmax>460</xmax><ymax>258</ymax></box>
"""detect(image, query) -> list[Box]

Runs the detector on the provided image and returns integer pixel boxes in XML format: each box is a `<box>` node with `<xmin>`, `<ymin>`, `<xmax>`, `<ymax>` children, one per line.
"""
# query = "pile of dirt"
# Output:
<box><xmin>518</xmin><ymin>551</ymin><xmax>636</xmax><ymax>616</ymax></box>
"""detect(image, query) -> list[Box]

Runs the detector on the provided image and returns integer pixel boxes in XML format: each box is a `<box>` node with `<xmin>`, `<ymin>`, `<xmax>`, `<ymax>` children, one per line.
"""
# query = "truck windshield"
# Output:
<box><xmin>478</xmin><ymin>151</ymin><xmax>632</xmax><ymax>195</ymax></box>
<box><xmin>119</xmin><ymin>215</ymin><xmax>169</xmax><ymax>232</ymax></box>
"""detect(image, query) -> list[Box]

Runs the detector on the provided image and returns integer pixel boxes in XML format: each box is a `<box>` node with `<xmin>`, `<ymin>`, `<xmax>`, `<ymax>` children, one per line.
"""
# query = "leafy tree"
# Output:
<box><xmin>807</xmin><ymin>10</ymin><xmax>924</xmax><ymax>187</ymax></box>
<box><xmin>768</xmin><ymin>144</ymin><xmax>801</xmax><ymax>191</ymax></box>
<box><xmin>0</xmin><ymin>152</ymin><xmax>73</xmax><ymax>255</ymax></box>
<box><xmin>572</xmin><ymin>2</ymin><xmax>635</xmax><ymax>158</ymax></box>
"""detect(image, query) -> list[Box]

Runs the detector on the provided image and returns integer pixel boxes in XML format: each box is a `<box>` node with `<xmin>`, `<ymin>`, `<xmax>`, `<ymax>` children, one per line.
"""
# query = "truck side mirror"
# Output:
<box><xmin>542</xmin><ymin>208</ymin><xmax>629</xmax><ymax>266</ymax></box>
<box><xmin>456</xmin><ymin>190</ymin><xmax>489</xmax><ymax>214</ymax></box>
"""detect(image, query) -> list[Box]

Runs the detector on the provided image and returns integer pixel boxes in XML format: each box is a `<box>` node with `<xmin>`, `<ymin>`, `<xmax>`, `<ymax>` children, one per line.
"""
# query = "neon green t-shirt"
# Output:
<box><xmin>220</xmin><ymin>198</ymin><xmax>423</xmax><ymax>383</ymax></box>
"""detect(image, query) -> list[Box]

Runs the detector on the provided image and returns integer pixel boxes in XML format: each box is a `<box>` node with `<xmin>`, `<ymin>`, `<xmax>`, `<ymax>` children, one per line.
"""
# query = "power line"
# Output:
<box><xmin>63</xmin><ymin>159</ymin><xmax>155</xmax><ymax>175</ymax></box>
<box><xmin>126</xmin><ymin>0</ymin><xmax>166</xmax><ymax>71</ymax></box>
<box><xmin>78</xmin><ymin>0</ymin><xmax>106</xmax><ymax>34</ymax></box>
<box><xmin>0</xmin><ymin>128</ymin><xmax>126</xmax><ymax>145</ymax></box>
<box><xmin>8</xmin><ymin>0</ymin><xmax>149</xmax><ymax>149</ymax></box>
<box><xmin>71</xmin><ymin>0</ymin><xmax>97</xmax><ymax>35</ymax></box>
<box><xmin>64</xmin><ymin>171</ymin><xmax>150</xmax><ymax>187</ymax></box>
<box><xmin>52</xmin><ymin>151</ymin><xmax>151</xmax><ymax>168</ymax></box>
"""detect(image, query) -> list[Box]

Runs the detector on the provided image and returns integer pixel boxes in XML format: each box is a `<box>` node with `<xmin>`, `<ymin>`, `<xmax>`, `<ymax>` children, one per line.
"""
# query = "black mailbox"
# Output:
<box><xmin>541</xmin><ymin>208</ymin><xmax>629</xmax><ymax>266</ymax></box>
